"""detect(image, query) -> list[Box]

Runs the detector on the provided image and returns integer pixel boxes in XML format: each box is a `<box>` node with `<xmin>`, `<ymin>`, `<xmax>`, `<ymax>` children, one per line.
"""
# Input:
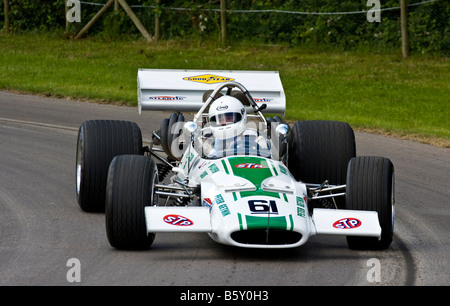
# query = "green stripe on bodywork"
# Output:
<box><xmin>269</xmin><ymin>160</ymin><xmax>278</xmax><ymax>176</ymax></box>
<box><xmin>238</xmin><ymin>213</ymin><xmax>243</xmax><ymax>230</ymax></box>
<box><xmin>226</xmin><ymin>157</ymin><xmax>279</xmax><ymax>199</ymax></box>
<box><xmin>289</xmin><ymin>214</ymin><xmax>294</xmax><ymax>231</ymax></box>
<box><xmin>221</xmin><ymin>159</ymin><xmax>230</xmax><ymax>174</ymax></box>
<box><xmin>245</xmin><ymin>215</ymin><xmax>287</xmax><ymax>230</ymax></box>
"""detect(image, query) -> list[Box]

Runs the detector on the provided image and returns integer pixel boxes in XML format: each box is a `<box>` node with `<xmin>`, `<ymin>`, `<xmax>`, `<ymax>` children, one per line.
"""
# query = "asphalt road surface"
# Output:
<box><xmin>0</xmin><ymin>91</ymin><xmax>448</xmax><ymax>286</ymax></box>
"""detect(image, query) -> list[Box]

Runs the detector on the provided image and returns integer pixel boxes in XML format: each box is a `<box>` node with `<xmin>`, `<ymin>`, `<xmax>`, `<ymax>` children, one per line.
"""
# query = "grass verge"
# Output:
<box><xmin>0</xmin><ymin>33</ymin><xmax>448</xmax><ymax>147</ymax></box>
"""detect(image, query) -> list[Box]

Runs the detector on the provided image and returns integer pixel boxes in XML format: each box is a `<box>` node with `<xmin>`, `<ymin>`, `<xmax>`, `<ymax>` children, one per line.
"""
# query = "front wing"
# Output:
<box><xmin>144</xmin><ymin>206</ymin><xmax>381</xmax><ymax>248</ymax></box>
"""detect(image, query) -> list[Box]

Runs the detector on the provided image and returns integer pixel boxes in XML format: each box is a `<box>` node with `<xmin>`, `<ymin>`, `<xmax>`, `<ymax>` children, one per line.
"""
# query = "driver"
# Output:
<box><xmin>204</xmin><ymin>95</ymin><xmax>268</xmax><ymax>157</ymax></box>
<box><xmin>209</xmin><ymin>95</ymin><xmax>247</xmax><ymax>139</ymax></box>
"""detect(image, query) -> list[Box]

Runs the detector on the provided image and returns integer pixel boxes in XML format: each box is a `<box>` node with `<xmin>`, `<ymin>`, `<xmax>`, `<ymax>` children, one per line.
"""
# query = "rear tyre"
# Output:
<box><xmin>288</xmin><ymin>120</ymin><xmax>356</xmax><ymax>208</ymax></box>
<box><xmin>345</xmin><ymin>156</ymin><xmax>395</xmax><ymax>250</ymax></box>
<box><xmin>105</xmin><ymin>155</ymin><xmax>158</xmax><ymax>250</ymax></box>
<box><xmin>76</xmin><ymin>120</ymin><xmax>143</xmax><ymax>212</ymax></box>
<box><xmin>159</xmin><ymin>113</ymin><xmax>185</xmax><ymax>161</ymax></box>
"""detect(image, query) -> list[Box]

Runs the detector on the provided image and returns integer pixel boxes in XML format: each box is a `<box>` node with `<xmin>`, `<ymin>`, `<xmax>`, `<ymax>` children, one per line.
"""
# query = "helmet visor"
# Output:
<box><xmin>210</xmin><ymin>112</ymin><xmax>242</xmax><ymax>127</ymax></box>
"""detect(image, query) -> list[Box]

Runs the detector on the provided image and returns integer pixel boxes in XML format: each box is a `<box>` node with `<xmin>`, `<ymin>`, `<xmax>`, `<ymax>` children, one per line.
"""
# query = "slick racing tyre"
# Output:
<box><xmin>345</xmin><ymin>156</ymin><xmax>395</xmax><ymax>250</ymax></box>
<box><xmin>105</xmin><ymin>155</ymin><xmax>158</xmax><ymax>250</ymax></box>
<box><xmin>76</xmin><ymin>120</ymin><xmax>143</xmax><ymax>212</ymax></box>
<box><xmin>288</xmin><ymin>120</ymin><xmax>356</xmax><ymax>208</ymax></box>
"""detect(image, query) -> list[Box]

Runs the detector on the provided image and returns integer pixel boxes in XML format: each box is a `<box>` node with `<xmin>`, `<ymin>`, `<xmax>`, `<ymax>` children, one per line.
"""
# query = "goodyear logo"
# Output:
<box><xmin>183</xmin><ymin>74</ymin><xmax>235</xmax><ymax>84</ymax></box>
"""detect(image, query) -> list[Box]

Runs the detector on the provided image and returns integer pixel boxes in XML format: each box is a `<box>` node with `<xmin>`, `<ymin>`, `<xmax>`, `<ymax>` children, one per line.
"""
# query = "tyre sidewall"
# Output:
<box><xmin>76</xmin><ymin>120</ymin><xmax>143</xmax><ymax>212</ymax></box>
<box><xmin>345</xmin><ymin>156</ymin><xmax>394</xmax><ymax>250</ymax></box>
<box><xmin>105</xmin><ymin>155</ymin><xmax>157</xmax><ymax>250</ymax></box>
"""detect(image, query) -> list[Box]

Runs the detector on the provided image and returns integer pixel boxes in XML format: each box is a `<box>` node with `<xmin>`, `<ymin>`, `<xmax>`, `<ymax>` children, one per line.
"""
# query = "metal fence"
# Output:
<box><xmin>1</xmin><ymin>0</ymin><xmax>449</xmax><ymax>56</ymax></box>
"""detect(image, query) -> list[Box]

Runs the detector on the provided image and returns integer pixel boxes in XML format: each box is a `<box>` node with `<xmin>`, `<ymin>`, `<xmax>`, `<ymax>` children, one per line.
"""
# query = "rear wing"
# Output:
<box><xmin>137</xmin><ymin>69</ymin><xmax>286</xmax><ymax>115</ymax></box>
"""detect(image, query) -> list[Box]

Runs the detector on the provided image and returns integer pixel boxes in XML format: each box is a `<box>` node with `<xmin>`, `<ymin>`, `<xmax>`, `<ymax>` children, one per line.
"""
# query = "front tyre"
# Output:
<box><xmin>105</xmin><ymin>155</ymin><xmax>158</xmax><ymax>250</ymax></box>
<box><xmin>345</xmin><ymin>156</ymin><xmax>395</xmax><ymax>250</ymax></box>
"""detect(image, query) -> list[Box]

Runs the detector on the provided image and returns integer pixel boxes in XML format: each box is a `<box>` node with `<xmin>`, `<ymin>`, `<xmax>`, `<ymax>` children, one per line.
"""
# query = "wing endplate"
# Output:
<box><xmin>312</xmin><ymin>208</ymin><xmax>382</xmax><ymax>238</ymax></box>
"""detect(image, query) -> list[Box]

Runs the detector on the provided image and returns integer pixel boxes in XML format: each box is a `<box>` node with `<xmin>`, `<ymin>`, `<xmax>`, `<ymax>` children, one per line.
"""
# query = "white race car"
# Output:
<box><xmin>76</xmin><ymin>69</ymin><xmax>394</xmax><ymax>250</ymax></box>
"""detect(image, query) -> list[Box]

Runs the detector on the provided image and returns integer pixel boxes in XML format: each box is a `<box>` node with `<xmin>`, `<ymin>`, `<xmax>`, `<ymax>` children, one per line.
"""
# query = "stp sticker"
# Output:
<box><xmin>235</xmin><ymin>163</ymin><xmax>266</xmax><ymax>169</ymax></box>
<box><xmin>333</xmin><ymin>218</ymin><xmax>362</xmax><ymax>229</ymax></box>
<box><xmin>164</xmin><ymin>215</ymin><xmax>194</xmax><ymax>226</ymax></box>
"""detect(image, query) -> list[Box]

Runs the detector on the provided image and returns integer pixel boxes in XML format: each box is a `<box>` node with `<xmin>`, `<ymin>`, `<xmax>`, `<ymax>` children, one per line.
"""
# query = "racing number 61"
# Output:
<box><xmin>248</xmin><ymin>200</ymin><xmax>278</xmax><ymax>214</ymax></box>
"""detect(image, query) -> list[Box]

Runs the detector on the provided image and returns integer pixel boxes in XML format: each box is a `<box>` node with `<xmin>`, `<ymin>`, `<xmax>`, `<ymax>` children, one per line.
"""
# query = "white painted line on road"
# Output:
<box><xmin>0</xmin><ymin>117</ymin><xmax>152</xmax><ymax>144</ymax></box>
<box><xmin>0</xmin><ymin>117</ymin><xmax>78</xmax><ymax>132</ymax></box>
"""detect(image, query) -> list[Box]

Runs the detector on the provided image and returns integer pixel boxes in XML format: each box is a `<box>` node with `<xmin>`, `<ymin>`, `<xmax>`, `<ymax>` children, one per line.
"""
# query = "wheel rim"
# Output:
<box><xmin>76</xmin><ymin>134</ymin><xmax>82</xmax><ymax>196</ymax></box>
<box><xmin>151</xmin><ymin>169</ymin><xmax>159</xmax><ymax>206</ymax></box>
<box><xmin>391</xmin><ymin>173</ymin><xmax>395</xmax><ymax>233</ymax></box>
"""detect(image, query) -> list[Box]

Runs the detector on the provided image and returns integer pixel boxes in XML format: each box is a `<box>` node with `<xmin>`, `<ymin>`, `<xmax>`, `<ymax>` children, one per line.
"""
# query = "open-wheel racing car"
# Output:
<box><xmin>76</xmin><ymin>69</ymin><xmax>395</xmax><ymax>250</ymax></box>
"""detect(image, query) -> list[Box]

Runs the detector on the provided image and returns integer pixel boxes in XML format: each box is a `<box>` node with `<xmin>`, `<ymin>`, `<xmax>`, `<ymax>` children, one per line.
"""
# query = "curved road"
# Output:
<box><xmin>0</xmin><ymin>91</ymin><xmax>448</xmax><ymax>286</ymax></box>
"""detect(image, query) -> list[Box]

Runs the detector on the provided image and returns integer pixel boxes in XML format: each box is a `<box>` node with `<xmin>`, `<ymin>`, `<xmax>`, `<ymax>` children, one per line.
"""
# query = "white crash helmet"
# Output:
<box><xmin>208</xmin><ymin>95</ymin><xmax>247</xmax><ymax>140</ymax></box>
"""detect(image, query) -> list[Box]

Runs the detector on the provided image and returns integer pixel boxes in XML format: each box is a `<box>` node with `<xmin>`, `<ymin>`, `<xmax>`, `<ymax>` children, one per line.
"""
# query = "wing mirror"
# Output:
<box><xmin>275</xmin><ymin>123</ymin><xmax>290</xmax><ymax>139</ymax></box>
<box><xmin>183</xmin><ymin>121</ymin><xmax>197</xmax><ymax>136</ymax></box>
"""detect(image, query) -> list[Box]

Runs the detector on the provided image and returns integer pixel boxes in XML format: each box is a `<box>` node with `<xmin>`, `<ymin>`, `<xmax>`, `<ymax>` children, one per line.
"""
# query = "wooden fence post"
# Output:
<box><xmin>117</xmin><ymin>0</ymin><xmax>152</xmax><ymax>42</ymax></box>
<box><xmin>4</xmin><ymin>0</ymin><xmax>10</xmax><ymax>33</ymax></box>
<box><xmin>74</xmin><ymin>0</ymin><xmax>152</xmax><ymax>42</ymax></box>
<box><xmin>75</xmin><ymin>0</ymin><xmax>114</xmax><ymax>39</ymax></box>
<box><xmin>400</xmin><ymin>0</ymin><xmax>409</xmax><ymax>58</ymax></box>
<box><xmin>65</xmin><ymin>0</ymin><xmax>69</xmax><ymax>32</ymax></box>
<box><xmin>220</xmin><ymin>0</ymin><xmax>226</xmax><ymax>45</ymax></box>
<box><xmin>154</xmin><ymin>0</ymin><xmax>160</xmax><ymax>41</ymax></box>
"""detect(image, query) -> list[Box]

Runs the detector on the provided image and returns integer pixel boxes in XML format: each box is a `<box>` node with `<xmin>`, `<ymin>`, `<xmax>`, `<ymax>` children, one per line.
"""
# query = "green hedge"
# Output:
<box><xmin>1</xmin><ymin>0</ymin><xmax>448</xmax><ymax>55</ymax></box>
<box><xmin>2</xmin><ymin>0</ymin><xmax>66</xmax><ymax>31</ymax></box>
